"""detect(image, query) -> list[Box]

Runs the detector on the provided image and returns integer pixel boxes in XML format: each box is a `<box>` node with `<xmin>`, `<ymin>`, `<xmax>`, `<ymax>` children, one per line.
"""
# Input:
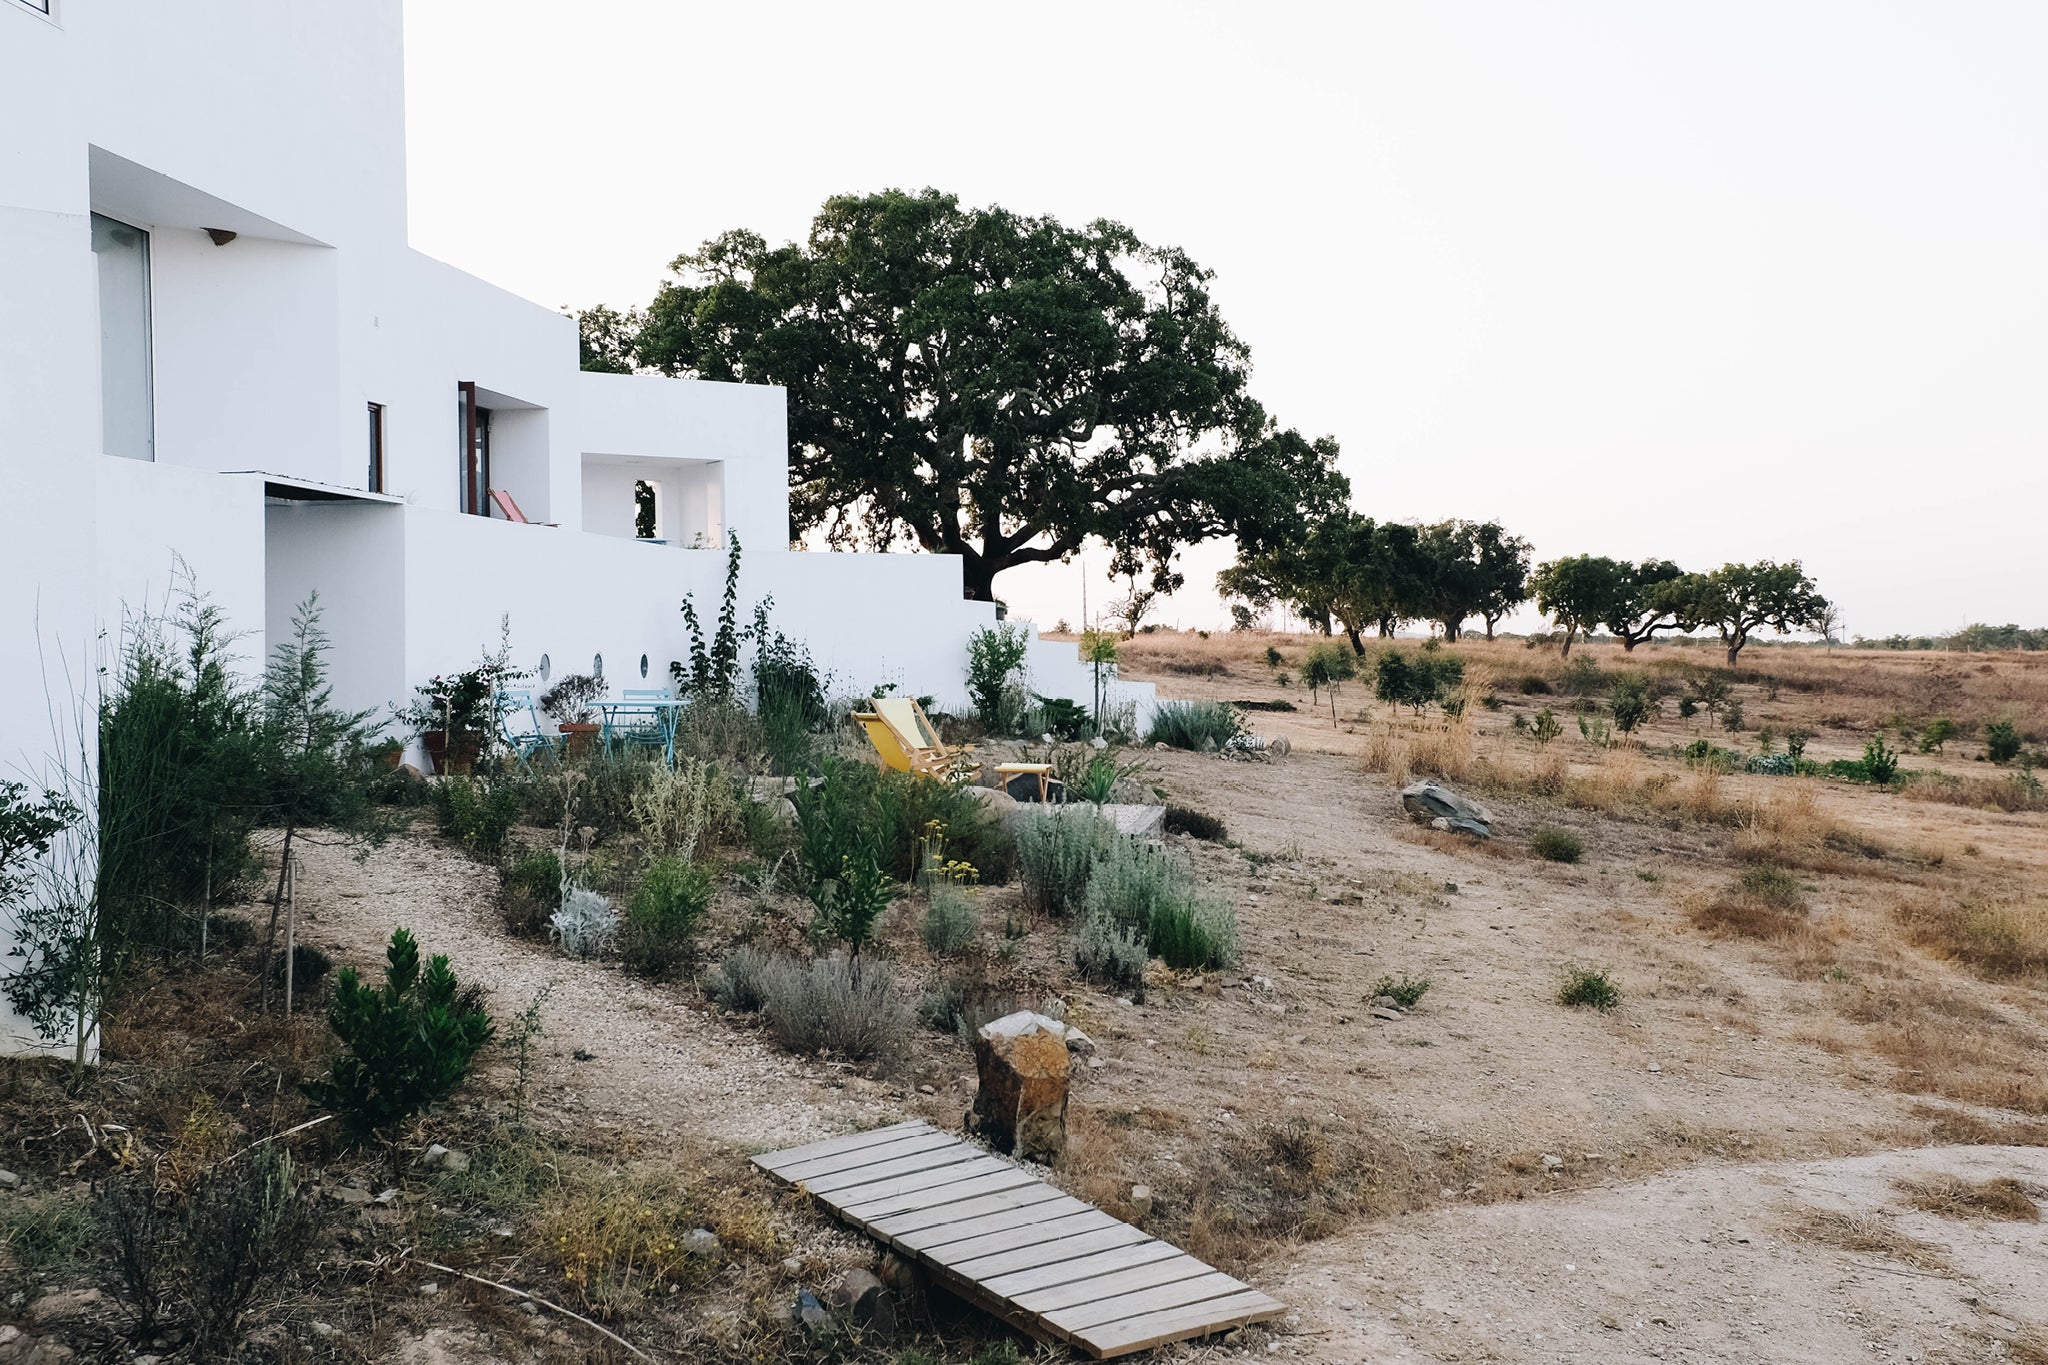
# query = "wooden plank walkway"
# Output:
<box><xmin>754</xmin><ymin>1120</ymin><xmax>1283</xmax><ymax>1358</ymax></box>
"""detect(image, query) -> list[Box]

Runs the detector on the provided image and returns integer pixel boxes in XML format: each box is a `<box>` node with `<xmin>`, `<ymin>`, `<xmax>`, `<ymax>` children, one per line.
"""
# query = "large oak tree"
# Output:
<box><xmin>597</xmin><ymin>189</ymin><xmax>1347</xmax><ymax>601</ymax></box>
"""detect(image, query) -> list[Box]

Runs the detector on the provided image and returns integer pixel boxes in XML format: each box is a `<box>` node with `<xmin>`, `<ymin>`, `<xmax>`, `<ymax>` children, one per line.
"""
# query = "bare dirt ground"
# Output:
<box><xmin>286</xmin><ymin>634</ymin><xmax>2048</xmax><ymax>1362</ymax></box>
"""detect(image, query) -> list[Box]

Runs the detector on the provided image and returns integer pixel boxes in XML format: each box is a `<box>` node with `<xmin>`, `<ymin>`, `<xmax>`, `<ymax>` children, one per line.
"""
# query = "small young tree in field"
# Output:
<box><xmin>253</xmin><ymin>595</ymin><xmax>382</xmax><ymax>1010</ymax></box>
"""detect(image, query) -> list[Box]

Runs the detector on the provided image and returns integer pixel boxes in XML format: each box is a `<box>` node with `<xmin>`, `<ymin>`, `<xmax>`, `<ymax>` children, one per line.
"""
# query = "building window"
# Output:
<box><xmin>90</xmin><ymin>212</ymin><xmax>153</xmax><ymax>462</ymax></box>
<box><xmin>10</xmin><ymin>0</ymin><xmax>55</xmax><ymax>15</ymax></box>
<box><xmin>457</xmin><ymin>382</ymin><xmax>491</xmax><ymax>515</ymax></box>
<box><xmin>367</xmin><ymin>402</ymin><xmax>386</xmax><ymax>492</ymax></box>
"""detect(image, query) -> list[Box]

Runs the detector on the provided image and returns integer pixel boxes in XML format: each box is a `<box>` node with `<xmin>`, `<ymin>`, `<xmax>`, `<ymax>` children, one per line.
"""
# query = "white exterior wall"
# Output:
<box><xmin>0</xmin><ymin>0</ymin><xmax>1150</xmax><ymax>1056</ymax></box>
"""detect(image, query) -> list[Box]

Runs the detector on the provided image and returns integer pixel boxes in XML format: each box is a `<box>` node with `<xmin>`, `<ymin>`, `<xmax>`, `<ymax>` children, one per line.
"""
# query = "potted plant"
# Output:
<box><xmin>399</xmin><ymin>665</ymin><xmax>512</xmax><ymax>773</ymax></box>
<box><xmin>541</xmin><ymin>672</ymin><xmax>605</xmax><ymax>757</ymax></box>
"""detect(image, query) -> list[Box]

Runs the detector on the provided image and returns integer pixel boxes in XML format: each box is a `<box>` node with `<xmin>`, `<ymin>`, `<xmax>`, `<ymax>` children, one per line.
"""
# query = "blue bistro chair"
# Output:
<box><xmin>496</xmin><ymin>688</ymin><xmax>556</xmax><ymax>768</ymax></box>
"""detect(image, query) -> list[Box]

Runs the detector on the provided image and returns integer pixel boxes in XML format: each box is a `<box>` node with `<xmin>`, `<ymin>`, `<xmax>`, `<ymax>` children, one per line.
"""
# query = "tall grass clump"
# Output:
<box><xmin>1897</xmin><ymin>895</ymin><xmax>2048</xmax><ymax>979</ymax></box>
<box><xmin>1016</xmin><ymin>808</ymin><xmax>1120</xmax><ymax>916</ymax></box>
<box><xmin>1529</xmin><ymin>826</ymin><xmax>1584</xmax><ymax>863</ymax></box>
<box><xmin>1144</xmin><ymin>700</ymin><xmax>1244</xmax><ymax>751</ymax></box>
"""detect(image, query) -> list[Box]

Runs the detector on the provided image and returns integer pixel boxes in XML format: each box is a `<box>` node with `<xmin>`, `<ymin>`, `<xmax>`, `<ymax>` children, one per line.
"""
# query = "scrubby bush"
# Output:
<box><xmin>1375</xmin><ymin>648</ymin><xmax>1465</xmax><ymax>713</ymax></box>
<box><xmin>1164</xmin><ymin>805</ymin><xmax>1227</xmax><ymax>841</ymax></box>
<box><xmin>1559</xmin><ymin>654</ymin><xmax>1604</xmax><ymax>696</ymax></box>
<box><xmin>549</xmin><ymin>887</ymin><xmax>620</xmax><ymax>958</ymax></box>
<box><xmin>1147</xmin><ymin>896</ymin><xmax>1240</xmax><ymax>971</ymax></box>
<box><xmin>1608</xmin><ymin>673</ymin><xmax>1657</xmax><ymax>735</ymax></box>
<box><xmin>1984</xmin><ymin>719</ymin><xmax>2023</xmax><ymax>765</ymax></box>
<box><xmin>499</xmin><ymin>847</ymin><xmax>562</xmax><ymax>936</ymax></box>
<box><xmin>706</xmin><ymin>944</ymin><xmax>777</xmax><ymax>1013</ymax></box>
<box><xmin>303</xmin><ymin>928</ymin><xmax>494</xmax><ymax>1141</ymax></box>
<box><xmin>433</xmin><ymin>773</ymin><xmax>520</xmax><ymax>858</ymax></box>
<box><xmin>759</xmin><ymin>955</ymin><xmax>910</xmax><ymax>1062</ymax></box>
<box><xmin>792</xmin><ymin>757</ymin><xmax>1014</xmax><ymax>892</ymax></box>
<box><xmin>1918</xmin><ymin>717</ymin><xmax>1957</xmax><ymax>755</ymax></box>
<box><xmin>621</xmin><ymin>857</ymin><xmax>714</xmax><ymax>977</ymax></box>
<box><xmin>1518</xmin><ymin>673</ymin><xmax>1554</xmax><ymax>695</ymax></box>
<box><xmin>268</xmin><ymin>943</ymin><xmax>333</xmax><ymax>996</ymax></box>
<box><xmin>1692</xmin><ymin>864</ymin><xmax>1807</xmax><ymax>937</ymax></box>
<box><xmin>1016</xmin><ymin>808</ymin><xmax>1121</xmax><ymax>916</ymax></box>
<box><xmin>630</xmin><ymin>759</ymin><xmax>737</xmax><ymax>861</ymax></box>
<box><xmin>1557</xmin><ymin>965</ymin><xmax>1621</xmax><ymax>1012</ymax></box>
<box><xmin>1074</xmin><ymin>911</ymin><xmax>1149</xmax><ymax>991</ymax></box>
<box><xmin>101</xmin><ymin>1147</ymin><xmax>320</xmax><ymax>1358</ymax></box>
<box><xmin>1529</xmin><ymin>826</ymin><xmax>1584</xmax><ymax>863</ymax></box>
<box><xmin>1083</xmin><ymin>836</ymin><xmax>1240</xmax><ymax>970</ymax></box>
<box><xmin>1301</xmin><ymin>641</ymin><xmax>1356</xmax><ymax>706</ymax></box>
<box><xmin>1144</xmin><ymin>700</ymin><xmax>1245</xmax><ymax>750</ymax></box>
<box><xmin>917</xmin><ymin>975</ymin><xmax>1022</xmax><ymax>1040</ymax></box>
<box><xmin>1528</xmin><ymin>707</ymin><xmax>1563</xmax><ymax>745</ymax></box>
<box><xmin>1372</xmin><ymin>973</ymin><xmax>1432</xmax><ymax>1008</ymax></box>
<box><xmin>1721</xmin><ymin>700</ymin><xmax>1746</xmax><ymax>732</ymax></box>
<box><xmin>921</xmin><ymin>883</ymin><xmax>978</xmax><ymax>955</ymax></box>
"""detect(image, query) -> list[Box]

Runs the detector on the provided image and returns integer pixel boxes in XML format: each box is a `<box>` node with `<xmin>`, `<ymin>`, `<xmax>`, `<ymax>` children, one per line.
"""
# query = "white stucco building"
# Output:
<box><xmin>0</xmin><ymin>0</ymin><xmax>1149</xmax><ymax>1054</ymax></box>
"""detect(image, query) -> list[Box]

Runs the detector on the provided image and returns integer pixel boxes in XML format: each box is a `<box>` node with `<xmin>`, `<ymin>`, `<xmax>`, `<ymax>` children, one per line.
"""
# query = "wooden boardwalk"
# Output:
<box><xmin>754</xmin><ymin>1120</ymin><xmax>1283</xmax><ymax>1358</ymax></box>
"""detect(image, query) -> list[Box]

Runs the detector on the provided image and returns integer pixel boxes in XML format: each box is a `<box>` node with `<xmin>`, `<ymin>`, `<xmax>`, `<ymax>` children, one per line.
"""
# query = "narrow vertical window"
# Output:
<box><xmin>366</xmin><ymin>402</ymin><xmax>386</xmax><ymax>493</ymax></box>
<box><xmin>457</xmin><ymin>381</ymin><xmax>492</xmax><ymax>515</ymax></box>
<box><xmin>90</xmin><ymin>212</ymin><xmax>153</xmax><ymax>462</ymax></box>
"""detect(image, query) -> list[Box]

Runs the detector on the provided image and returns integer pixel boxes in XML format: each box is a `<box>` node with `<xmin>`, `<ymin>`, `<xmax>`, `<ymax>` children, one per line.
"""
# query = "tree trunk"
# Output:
<box><xmin>1621</xmin><ymin>635</ymin><xmax>1639</xmax><ymax>651</ymax></box>
<box><xmin>259</xmin><ymin>822</ymin><xmax>295</xmax><ymax>1013</ymax></box>
<box><xmin>961</xmin><ymin>558</ymin><xmax>998</xmax><ymax>603</ymax></box>
<box><xmin>1726</xmin><ymin>642</ymin><xmax>1742</xmax><ymax>667</ymax></box>
<box><xmin>1344</xmin><ymin>627</ymin><xmax>1366</xmax><ymax>655</ymax></box>
<box><xmin>1560</xmin><ymin>628</ymin><xmax>1575</xmax><ymax>658</ymax></box>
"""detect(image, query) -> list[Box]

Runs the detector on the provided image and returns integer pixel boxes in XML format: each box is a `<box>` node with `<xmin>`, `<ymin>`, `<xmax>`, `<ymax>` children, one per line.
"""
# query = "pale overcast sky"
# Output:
<box><xmin>403</xmin><ymin>1</ymin><xmax>2048</xmax><ymax>638</ymax></box>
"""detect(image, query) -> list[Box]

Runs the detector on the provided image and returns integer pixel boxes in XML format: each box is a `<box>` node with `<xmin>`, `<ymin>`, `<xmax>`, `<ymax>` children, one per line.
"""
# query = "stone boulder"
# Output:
<box><xmin>968</xmin><ymin>1011</ymin><xmax>1071</xmax><ymax>1163</ymax></box>
<box><xmin>824</xmin><ymin>1268</ymin><xmax>897</xmax><ymax>1341</ymax></box>
<box><xmin>1398</xmin><ymin>779</ymin><xmax>1493</xmax><ymax>837</ymax></box>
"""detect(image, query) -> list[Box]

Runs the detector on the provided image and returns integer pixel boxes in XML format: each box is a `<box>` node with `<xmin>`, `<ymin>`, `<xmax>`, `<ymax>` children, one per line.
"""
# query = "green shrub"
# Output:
<box><xmin>1164</xmin><ymin>805</ymin><xmax>1227</xmax><ymax>841</ymax></box>
<box><xmin>303</xmin><ymin>928</ymin><xmax>494</xmax><ymax>1142</ymax></box>
<box><xmin>1147</xmin><ymin>896</ymin><xmax>1240</xmax><ymax>971</ymax></box>
<box><xmin>1144</xmin><ymin>700</ymin><xmax>1244</xmax><ymax>750</ymax></box>
<box><xmin>1529</xmin><ymin>707</ymin><xmax>1563</xmax><ymax>745</ymax></box>
<box><xmin>758</xmin><ymin>955</ymin><xmax>910</xmax><ymax>1062</ymax></box>
<box><xmin>1301</xmin><ymin>641</ymin><xmax>1356</xmax><ymax>704</ymax></box>
<box><xmin>1529</xmin><ymin>827</ymin><xmax>1584</xmax><ymax>863</ymax></box>
<box><xmin>1735</xmin><ymin>864</ymin><xmax>1804</xmax><ymax>908</ymax></box>
<box><xmin>1074</xmin><ymin>910</ymin><xmax>1149</xmax><ymax>991</ymax></box>
<box><xmin>0</xmin><ymin>1190</ymin><xmax>100</xmax><ymax>1272</ymax></box>
<box><xmin>1984</xmin><ymin>720</ymin><xmax>2023</xmax><ymax>765</ymax></box>
<box><xmin>1558</xmin><ymin>965</ymin><xmax>1621</xmax><ymax>1013</ymax></box>
<box><xmin>1860</xmin><ymin>734</ymin><xmax>1901</xmax><ymax>784</ymax></box>
<box><xmin>1608</xmin><ymin>674</ymin><xmax>1657</xmax><ymax>734</ymax></box>
<box><xmin>1721</xmin><ymin>700</ymin><xmax>1746</xmax><ymax>732</ymax></box>
<box><xmin>1016</xmin><ymin>808</ymin><xmax>1120</xmax><ymax>916</ymax></box>
<box><xmin>917</xmin><ymin>975</ymin><xmax>1022</xmax><ymax>1040</ymax></box>
<box><xmin>1918</xmin><ymin>717</ymin><xmax>1956</xmax><ymax>755</ymax></box>
<box><xmin>1376</xmin><ymin>648</ymin><xmax>1464</xmax><ymax>713</ymax></box>
<box><xmin>432</xmin><ymin>773</ymin><xmax>520</xmax><ymax>858</ymax></box>
<box><xmin>1372</xmin><ymin>972</ymin><xmax>1432</xmax><ymax>1009</ymax></box>
<box><xmin>921</xmin><ymin>883</ymin><xmax>978</xmax><ymax>955</ymax></box>
<box><xmin>1559</xmin><ymin>655</ymin><xmax>1604</xmax><ymax>696</ymax></box>
<box><xmin>1518</xmin><ymin>674</ymin><xmax>1554</xmax><ymax>695</ymax></box>
<box><xmin>499</xmin><ymin>847</ymin><xmax>562</xmax><ymax>936</ymax></box>
<box><xmin>621</xmin><ymin>857</ymin><xmax>714</xmax><ymax>977</ymax></box>
<box><xmin>966</xmin><ymin>624</ymin><xmax>1030</xmax><ymax>730</ymax></box>
<box><xmin>1031</xmin><ymin>694</ymin><xmax>1093</xmax><ymax>741</ymax></box>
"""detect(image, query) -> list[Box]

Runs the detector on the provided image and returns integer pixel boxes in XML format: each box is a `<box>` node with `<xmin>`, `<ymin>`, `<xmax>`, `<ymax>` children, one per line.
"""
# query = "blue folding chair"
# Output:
<box><xmin>496</xmin><ymin>688</ymin><xmax>557</xmax><ymax>768</ymax></box>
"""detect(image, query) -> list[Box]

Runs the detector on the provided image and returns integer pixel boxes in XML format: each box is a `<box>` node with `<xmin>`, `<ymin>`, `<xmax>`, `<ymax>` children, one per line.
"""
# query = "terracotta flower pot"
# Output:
<box><xmin>558</xmin><ymin>721</ymin><xmax>600</xmax><ymax>759</ymax></box>
<box><xmin>421</xmin><ymin>730</ymin><xmax>480</xmax><ymax>775</ymax></box>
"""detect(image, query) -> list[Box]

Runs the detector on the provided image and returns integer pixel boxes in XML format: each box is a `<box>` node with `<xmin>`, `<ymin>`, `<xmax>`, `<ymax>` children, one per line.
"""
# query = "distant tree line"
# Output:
<box><xmin>1855</xmin><ymin>624</ymin><xmax>2048</xmax><ymax>652</ymax></box>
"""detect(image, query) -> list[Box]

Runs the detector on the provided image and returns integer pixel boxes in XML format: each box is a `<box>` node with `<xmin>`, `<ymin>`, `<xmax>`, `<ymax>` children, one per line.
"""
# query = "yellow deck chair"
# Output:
<box><xmin>853</xmin><ymin>696</ymin><xmax>977</xmax><ymax>782</ymax></box>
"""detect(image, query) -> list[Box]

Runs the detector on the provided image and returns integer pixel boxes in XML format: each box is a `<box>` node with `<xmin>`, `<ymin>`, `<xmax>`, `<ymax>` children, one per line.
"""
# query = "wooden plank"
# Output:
<box><xmin>894</xmin><ymin>1194</ymin><xmax>1099</xmax><ymax>1253</ymax></box>
<box><xmin>942</xmin><ymin>1222</ymin><xmax>1153</xmax><ymax>1280</ymax></box>
<box><xmin>821</xmin><ymin>1153</ymin><xmax>1014</xmax><ymax>1207</ymax></box>
<box><xmin>838</xmin><ymin>1167</ymin><xmax>1042</xmax><ymax>1223</ymax></box>
<box><xmin>772</xmin><ymin>1130</ymin><xmax>963</xmax><ymax>1183</ymax></box>
<box><xmin>1077</xmin><ymin>1289</ymin><xmax>1284</xmax><ymax>1358</ymax></box>
<box><xmin>979</xmin><ymin>1240</ymin><xmax>1184</xmax><ymax>1299</ymax></box>
<box><xmin>1047</xmin><ymin>1271</ymin><xmax>1247</xmax><ymax>1333</ymax></box>
<box><xmin>864</xmin><ymin>1183</ymin><xmax>1070</xmax><ymax>1238</ymax></box>
<box><xmin>751</xmin><ymin>1120</ymin><xmax>928</xmax><ymax>1173</ymax></box>
<box><xmin>801</xmin><ymin>1144</ymin><xmax>985</xmax><ymax>1195</ymax></box>
<box><xmin>1008</xmin><ymin>1254</ymin><xmax>1216</xmax><ymax>1315</ymax></box>
<box><xmin>910</xmin><ymin>1209</ymin><xmax>1120</xmax><ymax>1265</ymax></box>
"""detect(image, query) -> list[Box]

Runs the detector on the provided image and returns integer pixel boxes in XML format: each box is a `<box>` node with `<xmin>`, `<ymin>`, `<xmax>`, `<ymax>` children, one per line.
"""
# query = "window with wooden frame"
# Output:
<box><xmin>366</xmin><ymin>402</ymin><xmax>386</xmax><ymax>493</ymax></box>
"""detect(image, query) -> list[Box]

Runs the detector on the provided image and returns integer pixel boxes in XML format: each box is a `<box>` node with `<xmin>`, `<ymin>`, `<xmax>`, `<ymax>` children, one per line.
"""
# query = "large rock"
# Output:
<box><xmin>1398</xmin><ymin>780</ymin><xmax>1493</xmax><ymax>837</ymax></box>
<box><xmin>825</xmin><ymin>1268</ymin><xmax>897</xmax><ymax>1341</ymax></box>
<box><xmin>968</xmin><ymin>1011</ymin><xmax>1071</xmax><ymax>1163</ymax></box>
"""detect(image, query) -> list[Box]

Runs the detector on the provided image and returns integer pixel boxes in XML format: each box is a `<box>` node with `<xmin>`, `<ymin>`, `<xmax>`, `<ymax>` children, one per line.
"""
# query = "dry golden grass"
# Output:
<box><xmin>1897</xmin><ymin>894</ymin><xmax>2048</xmax><ymax>979</ymax></box>
<box><xmin>1904</xmin><ymin>770</ymin><xmax>2048</xmax><ymax>814</ymax></box>
<box><xmin>1691</xmin><ymin>865</ymin><xmax>1811</xmax><ymax>938</ymax></box>
<box><xmin>1894</xmin><ymin>1173</ymin><xmax>2041</xmax><ymax>1221</ymax></box>
<box><xmin>1784</xmin><ymin>1206</ymin><xmax>1951</xmax><ymax>1269</ymax></box>
<box><xmin>1406</xmin><ymin>718</ymin><xmax>1474</xmax><ymax>781</ymax></box>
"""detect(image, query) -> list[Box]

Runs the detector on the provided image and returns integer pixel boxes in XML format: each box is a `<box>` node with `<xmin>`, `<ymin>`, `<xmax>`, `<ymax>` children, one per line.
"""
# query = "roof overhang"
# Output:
<box><xmin>225</xmin><ymin>472</ymin><xmax>403</xmax><ymax>505</ymax></box>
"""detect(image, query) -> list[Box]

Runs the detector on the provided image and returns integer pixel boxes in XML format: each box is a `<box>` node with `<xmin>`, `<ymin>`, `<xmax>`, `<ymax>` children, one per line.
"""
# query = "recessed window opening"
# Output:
<box><xmin>639</xmin><ymin>653</ymin><xmax>649</xmax><ymax>678</ymax></box>
<box><xmin>366</xmin><ymin>402</ymin><xmax>386</xmax><ymax>492</ymax></box>
<box><xmin>457</xmin><ymin>381</ymin><xmax>491</xmax><ymax>515</ymax></box>
<box><xmin>537</xmin><ymin>653</ymin><xmax>551</xmax><ymax>682</ymax></box>
<box><xmin>91</xmin><ymin>212</ymin><xmax>153</xmax><ymax>461</ymax></box>
<box><xmin>592</xmin><ymin>653</ymin><xmax>604</xmax><ymax>679</ymax></box>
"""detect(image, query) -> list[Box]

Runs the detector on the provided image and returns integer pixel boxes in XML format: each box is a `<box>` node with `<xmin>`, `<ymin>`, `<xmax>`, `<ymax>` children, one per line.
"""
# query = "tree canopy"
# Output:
<box><xmin>1220</xmin><ymin>514</ymin><xmax>1528</xmax><ymax>647</ymax></box>
<box><xmin>586</xmin><ymin>188</ymin><xmax>1347</xmax><ymax>601</ymax></box>
<box><xmin>1661</xmin><ymin>561</ymin><xmax>1829</xmax><ymax>665</ymax></box>
<box><xmin>1531</xmin><ymin>555</ymin><xmax>1685</xmax><ymax>656</ymax></box>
